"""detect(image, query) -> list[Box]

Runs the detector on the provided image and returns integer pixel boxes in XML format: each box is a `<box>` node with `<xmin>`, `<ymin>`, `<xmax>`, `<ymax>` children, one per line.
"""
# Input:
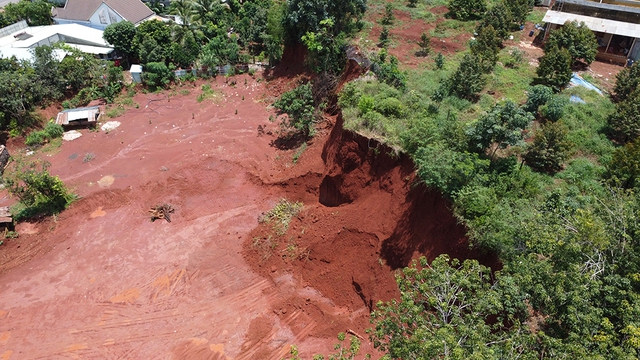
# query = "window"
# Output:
<box><xmin>98</xmin><ymin>8</ymin><xmax>107</xmax><ymax>24</ymax></box>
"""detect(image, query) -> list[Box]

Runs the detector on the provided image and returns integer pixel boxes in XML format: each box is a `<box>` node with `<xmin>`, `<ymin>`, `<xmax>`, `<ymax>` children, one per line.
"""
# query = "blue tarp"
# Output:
<box><xmin>570</xmin><ymin>95</ymin><xmax>586</xmax><ymax>104</ymax></box>
<box><xmin>569</xmin><ymin>73</ymin><xmax>603</xmax><ymax>95</ymax></box>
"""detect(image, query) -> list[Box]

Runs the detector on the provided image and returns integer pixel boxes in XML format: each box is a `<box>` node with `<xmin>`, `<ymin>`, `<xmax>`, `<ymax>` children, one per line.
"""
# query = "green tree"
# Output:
<box><xmin>608</xmin><ymin>88</ymin><xmax>640</xmax><ymax>143</ymax></box>
<box><xmin>613</xmin><ymin>62</ymin><xmax>640</xmax><ymax>103</ymax></box>
<box><xmin>371</xmin><ymin>255</ymin><xmax>528</xmax><ymax>360</ymax></box>
<box><xmin>4</xmin><ymin>159</ymin><xmax>75</xmax><ymax>220</ymax></box>
<box><xmin>435</xmin><ymin>52</ymin><xmax>445</xmax><ymax>69</ymax></box>
<box><xmin>0</xmin><ymin>71</ymin><xmax>44</xmax><ymax>129</ymax></box>
<box><xmin>546</xmin><ymin>20</ymin><xmax>598</xmax><ymax>65</ymax></box>
<box><xmin>284</xmin><ymin>0</ymin><xmax>367</xmax><ymax>42</ymax></box>
<box><xmin>539</xmin><ymin>95</ymin><xmax>568</xmax><ymax>122</ymax></box>
<box><xmin>103</xmin><ymin>21</ymin><xmax>137</xmax><ymax>58</ymax></box>
<box><xmin>378</xmin><ymin>27</ymin><xmax>390</xmax><ymax>48</ymax></box>
<box><xmin>536</xmin><ymin>45</ymin><xmax>572</xmax><ymax>91</ymax></box>
<box><xmin>470</xmin><ymin>24</ymin><xmax>501</xmax><ymax>73</ymax></box>
<box><xmin>133</xmin><ymin>20</ymin><xmax>171</xmax><ymax>64</ymax></box>
<box><xmin>449</xmin><ymin>53</ymin><xmax>486</xmax><ymax>100</ymax></box>
<box><xmin>3</xmin><ymin>0</ymin><xmax>52</xmax><ymax>26</ymax></box>
<box><xmin>32</xmin><ymin>45</ymin><xmax>64</xmax><ymax>99</ymax></box>
<box><xmin>273</xmin><ymin>83</ymin><xmax>316</xmax><ymax>137</ymax></box>
<box><xmin>408</xmin><ymin>0</ymin><xmax>418</xmax><ymax>8</ymax></box>
<box><xmin>447</xmin><ymin>0</ymin><xmax>486</xmax><ymax>20</ymax></box>
<box><xmin>467</xmin><ymin>99</ymin><xmax>533</xmax><ymax>160</ymax></box>
<box><xmin>525</xmin><ymin>121</ymin><xmax>573</xmax><ymax>174</ymax></box>
<box><xmin>524</xmin><ymin>84</ymin><xmax>554</xmax><ymax>113</ymax></box>
<box><xmin>477</xmin><ymin>2</ymin><xmax>512</xmax><ymax>40</ymax></box>
<box><xmin>504</xmin><ymin>0</ymin><xmax>534</xmax><ymax>26</ymax></box>
<box><xmin>606</xmin><ymin>137</ymin><xmax>640</xmax><ymax>189</ymax></box>
<box><xmin>143</xmin><ymin>62</ymin><xmax>174</xmax><ymax>89</ymax></box>
<box><xmin>416</xmin><ymin>32</ymin><xmax>430</xmax><ymax>57</ymax></box>
<box><xmin>381</xmin><ymin>3</ymin><xmax>394</xmax><ymax>25</ymax></box>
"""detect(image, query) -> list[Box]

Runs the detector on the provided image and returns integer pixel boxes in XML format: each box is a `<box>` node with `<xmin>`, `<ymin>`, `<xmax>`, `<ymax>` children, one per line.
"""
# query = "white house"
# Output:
<box><xmin>52</xmin><ymin>0</ymin><xmax>155</xmax><ymax>30</ymax></box>
<box><xmin>0</xmin><ymin>20</ymin><xmax>114</xmax><ymax>62</ymax></box>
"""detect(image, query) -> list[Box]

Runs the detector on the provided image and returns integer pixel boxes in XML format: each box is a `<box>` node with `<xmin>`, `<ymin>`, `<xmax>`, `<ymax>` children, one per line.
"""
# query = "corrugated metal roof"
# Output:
<box><xmin>54</xmin><ymin>0</ymin><xmax>154</xmax><ymax>24</ymax></box>
<box><xmin>543</xmin><ymin>10</ymin><xmax>640</xmax><ymax>38</ymax></box>
<box><xmin>56</xmin><ymin>106</ymin><xmax>101</xmax><ymax>125</ymax></box>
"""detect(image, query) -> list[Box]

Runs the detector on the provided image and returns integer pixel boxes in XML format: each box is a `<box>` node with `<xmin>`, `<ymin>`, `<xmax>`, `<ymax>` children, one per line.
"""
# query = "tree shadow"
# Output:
<box><xmin>270</xmin><ymin>131</ymin><xmax>308</xmax><ymax>150</ymax></box>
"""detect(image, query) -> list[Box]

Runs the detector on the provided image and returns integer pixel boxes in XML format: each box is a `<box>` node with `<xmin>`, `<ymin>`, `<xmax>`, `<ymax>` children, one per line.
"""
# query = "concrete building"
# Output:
<box><xmin>543</xmin><ymin>0</ymin><xmax>640</xmax><ymax>65</ymax></box>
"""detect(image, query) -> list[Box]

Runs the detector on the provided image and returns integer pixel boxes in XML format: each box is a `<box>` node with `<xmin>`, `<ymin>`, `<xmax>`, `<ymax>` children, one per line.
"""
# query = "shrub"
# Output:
<box><xmin>338</xmin><ymin>82</ymin><xmax>361</xmax><ymax>108</ymax></box>
<box><xmin>25</xmin><ymin>122</ymin><xmax>64</xmax><ymax>147</ymax></box>
<box><xmin>358</xmin><ymin>95</ymin><xmax>375</xmax><ymax>115</ymax></box>
<box><xmin>378</xmin><ymin>27</ymin><xmax>390</xmax><ymax>48</ymax></box>
<box><xmin>470</xmin><ymin>25</ymin><xmax>501</xmax><ymax>73</ymax></box>
<box><xmin>477</xmin><ymin>3</ymin><xmax>513</xmax><ymax>40</ymax></box>
<box><xmin>448</xmin><ymin>0</ymin><xmax>487</xmax><ymax>20</ymax></box>
<box><xmin>4</xmin><ymin>159</ymin><xmax>75</xmax><ymax>220</ymax></box>
<box><xmin>374</xmin><ymin>54</ymin><xmax>407</xmax><ymax>91</ymax></box>
<box><xmin>524</xmin><ymin>85</ymin><xmax>554</xmax><ymax>113</ymax></box>
<box><xmin>435</xmin><ymin>52</ymin><xmax>445</xmax><ymax>69</ymax></box>
<box><xmin>382</xmin><ymin>3</ymin><xmax>395</xmax><ymax>25</ymax></box>
<box><xmin>540</xmin><ymin>96</ymin><xmax>568</xmax><ymax>122</ymax></box>
<box><xmin>417</xmin><ymin>32</ymin><xmax>431</xmax><ymax>57</ymax></box>
<box><xmin>375</xmin><ymin>97</ymin><xmax>405</xmax><ymax>118</ymax></box>
<box><xmin>525</xmin><ymin>121</ymin><xmax>573</xmax><ymax>174</ymax></box>
<box><xmin>605</xmin><ymin>137</ymin><xmax>640</xmax><ymax>188</ymax></box>
<box><xmin>143</xmin><ymin>62</ymin><xmax>174</xmax><ymax>90</ymax></box>
<box><xmin>273</xmin><ymin>83</ymin><xmax>316</xmax><ymax>137</ymax></box>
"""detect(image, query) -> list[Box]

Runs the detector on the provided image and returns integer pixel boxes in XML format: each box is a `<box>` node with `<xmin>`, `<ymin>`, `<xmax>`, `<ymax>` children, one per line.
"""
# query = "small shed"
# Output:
<box><xmin>56</xmin><ymin>106</ymin><xmax>102</xmax><ymax>128</ymax></box>
<box><xmin>130</xmin><ymin>64</ymin><xmax>143</xmax><ymax>83</ymax></box>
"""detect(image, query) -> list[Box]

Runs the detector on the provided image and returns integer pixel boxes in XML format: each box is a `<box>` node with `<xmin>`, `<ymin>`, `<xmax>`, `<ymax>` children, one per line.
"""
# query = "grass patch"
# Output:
<box><xmin>106</xmin><ymin>104</ymin><xmax>126</xmax><ymax>118</ymax></box>
<box><xmin>197</xmin><ymin>84</ymin><xmax>222</xmax><ymax>103</ymax></box>
<box><xmin>259</xmin><ymin>199</ymin><xmax>303</xmax><ymax>236</ymax></box>
<box><xmin>292</xmin><ymin>143</ymin><xmax>307</xmax><ymax>164</ymax></box>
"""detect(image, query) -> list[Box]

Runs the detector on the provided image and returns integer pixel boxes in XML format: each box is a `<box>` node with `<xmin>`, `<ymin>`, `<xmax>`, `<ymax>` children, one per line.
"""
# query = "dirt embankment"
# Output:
<box><xmin>243</xmin><ymin>112</ymin><xmax>497</xmax><ymax>357</ymax></box>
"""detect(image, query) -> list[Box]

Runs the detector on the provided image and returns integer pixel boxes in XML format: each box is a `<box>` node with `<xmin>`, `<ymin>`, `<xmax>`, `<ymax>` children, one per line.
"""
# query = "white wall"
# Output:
<box><xmin>88</xmin><ymin>3</ymin><xmax>123</xmax><ymax>30</ymax></box>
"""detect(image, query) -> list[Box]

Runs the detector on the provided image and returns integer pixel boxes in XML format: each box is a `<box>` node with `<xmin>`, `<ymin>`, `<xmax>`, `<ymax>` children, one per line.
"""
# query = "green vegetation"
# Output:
<box><xmin>447</xmin><ymin>0</ymin><xmax>486</xmax><ymax>20</ymax></box>
<box><xmin>546</xmin><ymin>20</ymin><xmax>598</xmax><ymax>66</ymax></box>
<box><xmin>258</xmin><ymin>199</ymin><xmax>303</xmax><ymax>236</ymax></box>
<box><xmin>25</xmin><ymin>122</ymin><xmax>64</xmax><ymax>147</ymax></box>
<box><xmin>4</xmin><ymin>159</ymin><xmax>76</xmax><ymax>221</ymax></box>
<box><xmin>273</xmin><ymin>83</ymin><xmax>316</xmax><ymax>137</ymax></box>
<box><xmin>0</xmin><ymin>0</ymin><xmax>52</xmax><ymax>27</ymax></box>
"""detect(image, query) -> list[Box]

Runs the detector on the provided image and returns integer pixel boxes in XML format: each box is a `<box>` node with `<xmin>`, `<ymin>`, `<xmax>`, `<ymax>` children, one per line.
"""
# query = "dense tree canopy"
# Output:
<box><xmin>1</xmin><ymin>0</ymin><xmax>52</xmax><ymax>26</ymax></box>
<box><xmin>103</xmin><ymin>21</ymin><xmax>137</xmax><ymax>57</ymax></box>
<box><xmin>447</xmin><ymin>0</ymin><xmax>486</xmax><ymax>20</ymax></box>
<box><xmin>546</xmin><ymin>21</ymin><xmax>598</xmax><ymax>65</ymax></box>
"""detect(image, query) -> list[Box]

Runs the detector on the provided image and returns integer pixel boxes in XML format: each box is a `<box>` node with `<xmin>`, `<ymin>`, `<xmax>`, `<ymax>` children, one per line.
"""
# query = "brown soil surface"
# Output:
<box><xmin>0</xmin><ymin>66</ymin><xmax>486</xmax><ymax>359</ymax></box>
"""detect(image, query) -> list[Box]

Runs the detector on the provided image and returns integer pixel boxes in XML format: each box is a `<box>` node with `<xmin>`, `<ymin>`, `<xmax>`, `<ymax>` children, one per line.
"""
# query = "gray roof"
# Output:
<box><xmin>54</xmin><ymin>0</ymin><xmax>154</xmax><ymax>24</ymax></box>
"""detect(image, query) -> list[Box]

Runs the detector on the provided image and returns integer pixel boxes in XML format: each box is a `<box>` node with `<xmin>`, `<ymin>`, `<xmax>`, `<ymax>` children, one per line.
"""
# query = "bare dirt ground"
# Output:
<box><xmin>0</xmin><ymin>65</ymin><xmax>484</xmax><ymax>359</ymax></box>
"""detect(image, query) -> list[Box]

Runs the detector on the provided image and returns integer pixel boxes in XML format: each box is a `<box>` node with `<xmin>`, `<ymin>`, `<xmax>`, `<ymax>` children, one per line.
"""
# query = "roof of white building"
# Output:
<box><xmin>53</xmin><ymin>0</ymin><xmax>154</xmax><ymax>24</ymax></box>
<box><xmin>0</xmin><ymin>23</ymin><xmax>113</xmax><ymax>61</ymax></box>
<box><xmin>543</xmin><ymin>10</ymin><xmax>640</xmax><ymax>38</ymax></box>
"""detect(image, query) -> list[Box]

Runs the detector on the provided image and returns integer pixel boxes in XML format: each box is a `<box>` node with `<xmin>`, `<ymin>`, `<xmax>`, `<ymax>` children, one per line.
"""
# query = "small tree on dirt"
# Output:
<box><xmin>470</xmin><ymin>24</ymin><xmax>501</xmax><ymax>73</ymax></box>
<box><xmin>273</xmin><ymin>83</ymin><xmax>316</xmax><ymax>137</ymax></box>
<box><xmin>408</xmin><ymin>0</ymin><xmax>419</xmax><ymax>8</ymax></box>
<box><xmin>435</xmin><ymin>52</ymin><xmax>445</xmax><ymax>69</ymax></box>
<box><xmin>448</xmin><ymin>0</ymin><xmax>487</xmax><ymax>21</ymax></box>
<box><xmin>4</xmin><ymin>159</ymin><xmax>76</xmax><ymax>220</ymax></box>
<box><xmin>416</xmin><ymin>32</ymin><xmax>431</xmax><ymax>57</ymax></box>
<box><xmin>467</xmin><ymin>99</ymin><xmax>533</xmax><ymax>160</ymax></box>
<box><xmin>613</xmin><ymin>63</ymin><xmax>640</xmax><ymax>103</ymax></box>
<box><xmin>524</xmin><ymin>121</ymin><xmax>573</xmax><ymax>174</ymax></box>
<box><xmin>536</xmin><ymin>45</ymin><xmax>572</xmax><ymax>91</ymax></box>
<box><xmin>504</xmin><ymin>0</ymin><xmax>534</xmax><ymax>27</ymax></box>
<box><xmin>546</xmin><ymin>21</ymin><xmax>598</xmax><ymax>66</ymax></box>
<box><xmin>607</xmin><ymin>88</ymin><xmax>640</xmax><ymax>143</ymax></box>
<box><xmin>378</xmin><ymin>27</ymin><xmax>390</xmax><ymax>48</ymax></box>
<box><xmin>381</xmin><ymin>3</ymin><xmax>395</xmax><ymax>25</ymax></box>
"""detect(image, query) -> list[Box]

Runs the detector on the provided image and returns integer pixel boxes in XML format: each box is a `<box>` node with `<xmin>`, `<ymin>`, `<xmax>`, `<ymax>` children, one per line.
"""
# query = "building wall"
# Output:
<box><xmin>88</xmin><ymin>3</ymin><xmax>124</xmax><ymax>30</ymax></box>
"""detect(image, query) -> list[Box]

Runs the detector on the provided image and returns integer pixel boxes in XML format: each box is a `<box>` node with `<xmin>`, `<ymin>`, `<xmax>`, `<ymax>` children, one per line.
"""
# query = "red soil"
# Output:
<box><xmin>0</xmin><ymin>67</ymin><xmax>484</xmax><ymax>359</ymax></box>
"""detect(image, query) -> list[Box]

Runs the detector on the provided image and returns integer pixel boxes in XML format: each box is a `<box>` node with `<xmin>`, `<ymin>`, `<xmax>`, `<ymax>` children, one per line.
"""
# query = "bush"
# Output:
<box><xmin>378</xmin><ymin>27</ymin><xmax>390</xmax><ymax>48</ymax></box>
<box><xmin>4</xmin><ymin>159</ymin><xmax>75</xmax><ymax>220</ymax></box>
<box><xmin>525</xmin><ymin>121</ymin><xmax>573</xmax><ymax>174</ymax></box>
<box><xmin>605</xmin><ymin>137</ymin><xmax>640</xmax><ymax>188</ymax></box>
<box><xmin>375</xmin><ymin>97</ymin><xmax>405</xmax><ymax>118</ymax></box>
<box><xmin>417</xmin><ymin>32</ymin><xmax>431</xmax><ymax>57</ymax></box>
<box><xmin>25</xmin><ymin>122</ymin><xmax>64</xmax><ymax>147</ymax></box>
<box><xmin>435</xmin><ymin>52</ymin><xmax>445</xmax><ymax>69</ymax></box>
<box><xmin>540</xmin><ymin>96</ymin><xmax>568</xmax><ymax>121</ymax></box>
<box><xmin>524</xmin><ymin>85</ymin><xmax>554</xmax><ymax>113</ymax></box>
<box><xmin>143</xmin><ymin>62</ymin><xmax>174</xmax><ymax>90</ymax></box>
<box><xmin>358</xmin><ymin>95</ymin><xmax>375</xmax><ymax>115</ymax></box>
<box><xmin>273</xmin><ymin>83</ymin><xmax>316</xmax><ymax>137</ymax></box>
<box><xmin>448</xmin><ymin>0</ymin><xmax>487</xmax><ymax>20</ymax></box>
<box><xmin>477</xmin><ymin>3</ymin><xmax>513</xmax><ymax>40</ymax></box>
<box><xmin>338</xmin><ymin>82</ymin><xmax>362</xmax><ymax>108</ymax></box>
<box><xmin>449</xmin><ymin>54</ymin><xmax>486</xmax><ymax>100</ymax></box>
<box><xmin>374</xmin><ymin>54</ymin><xmax>407</xmax><ymax>91</ymax></box>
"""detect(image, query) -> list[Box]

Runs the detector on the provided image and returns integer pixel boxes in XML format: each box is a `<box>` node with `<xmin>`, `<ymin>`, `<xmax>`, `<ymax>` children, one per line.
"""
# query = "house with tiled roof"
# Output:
<box><xmin>52</xmin><ymin>0</ymin><xmax>155</xmax><ymax>30</ymax></box>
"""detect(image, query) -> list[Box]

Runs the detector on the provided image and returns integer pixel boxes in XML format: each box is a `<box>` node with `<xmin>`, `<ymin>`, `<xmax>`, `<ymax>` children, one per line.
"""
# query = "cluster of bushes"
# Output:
<box><xmin>25</xmin><ymin>122</ymin><xmax>64</xmax><ymax>147</ymax></box>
